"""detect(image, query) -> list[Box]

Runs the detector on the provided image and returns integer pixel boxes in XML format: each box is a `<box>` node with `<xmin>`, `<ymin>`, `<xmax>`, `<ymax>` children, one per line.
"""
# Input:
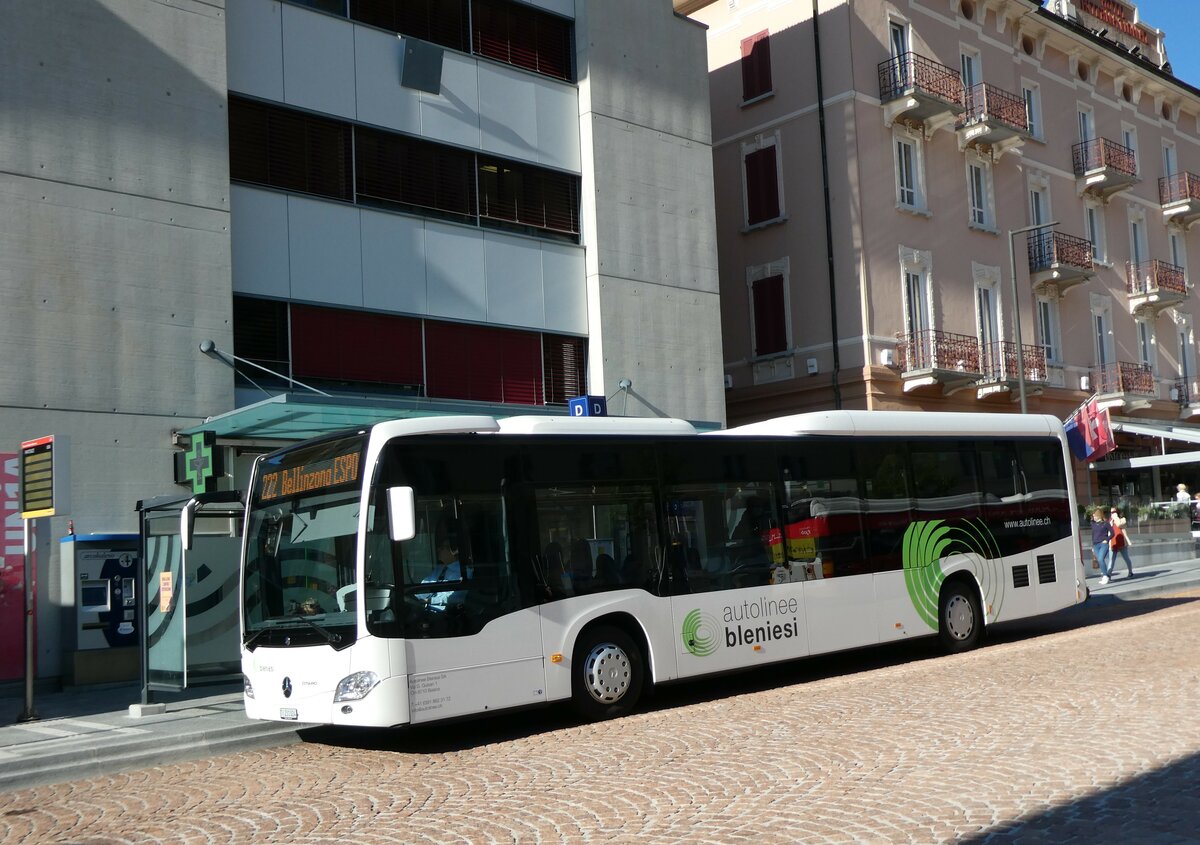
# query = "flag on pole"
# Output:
<box><xmin>1065</xmin><ymin>399</ymin><xmax>1116</xmax><ymax>462</ymax></box>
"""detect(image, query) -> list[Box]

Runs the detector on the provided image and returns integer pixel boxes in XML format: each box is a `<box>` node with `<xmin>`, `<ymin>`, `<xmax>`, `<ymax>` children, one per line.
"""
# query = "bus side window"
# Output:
<box><xmin>780</xmin><ymin>444</ymin><xmax>862</xmax><ymax>580</ymax></box>
<box><xmin>857</xmin><ymin>442</ymin><xmax>911</xmax><ymax>573</ymax></box>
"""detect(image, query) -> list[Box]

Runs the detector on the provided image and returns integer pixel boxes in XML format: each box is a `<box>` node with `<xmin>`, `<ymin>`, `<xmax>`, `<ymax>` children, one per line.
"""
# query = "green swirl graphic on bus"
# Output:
<box><xmin>903</xmin><ymin>518</ymin><xmax>1002</xmax><ymax>630</ymax></box>
<box><xmin>681</xmin><ymin>609</ymin><xmax>722</xmax><ymax>657</ymax></box>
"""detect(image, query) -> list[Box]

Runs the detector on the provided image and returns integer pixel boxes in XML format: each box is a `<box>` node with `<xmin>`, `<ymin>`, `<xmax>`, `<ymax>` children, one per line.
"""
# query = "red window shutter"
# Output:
<box><xmin>745</xmin><ymin>145</ymin><xmax>779</xmax><ymax>225</ymax></box>
<box><xmin>740</xmin><ymin>31</ymin><xmax>772</xmax><ymax>101</ymax></box>
<box><xmin>543</xmin><ymin>335</ymin><xmax>586</xmax><ymax>404</ymax></box>
<box><xmin>752</xmin><ymin>275</ymin><xmax>787</xmax><ymax>356</ymax></box>
<box><xmin>425</xmin><ymin>321</ymin><xmax>543</xmax><ymax>404</ymax></box>
<box><xmin>291</xmin><ymin>305</ymin><xmax>423</xmax><ymax>386</ymax></box>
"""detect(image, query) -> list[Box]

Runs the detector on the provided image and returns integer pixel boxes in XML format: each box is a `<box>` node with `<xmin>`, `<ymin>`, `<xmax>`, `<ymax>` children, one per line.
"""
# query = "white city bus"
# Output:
<box><xmin>239</xmin><ymin>410</ymin><xmax>1084</xmax><ymax>726</ymax></box>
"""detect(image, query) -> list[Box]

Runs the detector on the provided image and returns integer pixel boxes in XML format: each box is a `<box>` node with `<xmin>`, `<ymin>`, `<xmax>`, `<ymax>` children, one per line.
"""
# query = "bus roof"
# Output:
<box><xmin>715</xmin><ymin>410</ymin><xmax>1065</xmax><ymax>439</ymax></box>
<box><xmin>497</xmin><ymin>416</ymin><xmax>698</xmax><ymax>436</ymax></box>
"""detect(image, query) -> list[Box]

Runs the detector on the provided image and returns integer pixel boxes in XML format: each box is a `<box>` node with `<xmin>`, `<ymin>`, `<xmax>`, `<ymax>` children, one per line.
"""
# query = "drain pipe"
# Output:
<box><xmin>812</xmin><ymin>0</ymin><xmax>842</xmax><ymax>409</ymax></box>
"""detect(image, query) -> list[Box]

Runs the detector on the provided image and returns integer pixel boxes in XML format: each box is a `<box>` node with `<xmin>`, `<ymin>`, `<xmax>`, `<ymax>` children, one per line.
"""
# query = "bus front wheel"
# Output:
<box><xmin>938</xmin><ymin>580</ymin><xmax>983</xmax><ymax>653</ymax></box>
<box><xmin>571</xmin><ymin>625</ymin><xmax>645</xmax><ymax>721</ymax></box>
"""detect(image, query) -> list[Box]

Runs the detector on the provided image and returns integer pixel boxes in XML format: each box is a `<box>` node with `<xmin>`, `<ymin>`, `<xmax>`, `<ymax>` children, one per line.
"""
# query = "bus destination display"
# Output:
<box><xmin>258</xmin><ymin>446</ymin><xmax>361</xmax><ymax>502</ymax></box>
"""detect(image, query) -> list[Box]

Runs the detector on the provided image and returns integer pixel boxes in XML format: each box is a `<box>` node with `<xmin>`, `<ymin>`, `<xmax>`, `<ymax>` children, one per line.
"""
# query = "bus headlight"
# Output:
<box><xmin>243</xmin><ymin>674</ymin><xmax>255</xmax><ymax>699</ymax></box>
<box><xmin>334</xmin><ymin>671</ymin><xmax>380</xmax><ymax>702</ymax></box>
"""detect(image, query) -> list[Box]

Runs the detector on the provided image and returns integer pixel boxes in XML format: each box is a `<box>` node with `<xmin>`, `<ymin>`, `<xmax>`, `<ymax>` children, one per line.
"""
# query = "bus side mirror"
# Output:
<box><xmin>387</xmin><ymin>486</ymin><xmax>416</xmax><ymax>542</ymax></box>
<box><xmin>180</xmin><ymin>499</ymin><xmax>198</xmax><ymax>551</ymax></box>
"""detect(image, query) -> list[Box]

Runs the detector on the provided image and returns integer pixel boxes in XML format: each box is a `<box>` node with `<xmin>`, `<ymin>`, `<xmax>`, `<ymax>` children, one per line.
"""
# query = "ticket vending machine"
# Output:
<box><xmin>63</xmin><ymin>533</ymin><xmax>140</xmax><ymax>685</ymax></box>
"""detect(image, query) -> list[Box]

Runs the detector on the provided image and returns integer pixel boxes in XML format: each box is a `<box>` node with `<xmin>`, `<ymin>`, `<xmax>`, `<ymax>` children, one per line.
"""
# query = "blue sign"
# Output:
<box><xmin>568</xmin><ymin>395</ymin><xmax>608</xmax><ymax>417</ymax></box>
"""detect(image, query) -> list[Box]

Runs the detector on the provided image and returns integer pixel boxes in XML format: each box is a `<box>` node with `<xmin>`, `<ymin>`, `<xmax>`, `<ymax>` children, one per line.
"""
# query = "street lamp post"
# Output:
<box><xmin>1008</xmin><ymin>220</ymin><xmax>1058</xmax><ymax>414</ymax></box>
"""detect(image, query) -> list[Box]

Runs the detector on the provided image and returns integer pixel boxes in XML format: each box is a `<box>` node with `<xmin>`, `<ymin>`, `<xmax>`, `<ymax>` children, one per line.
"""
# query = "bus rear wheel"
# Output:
<box><xmin>938</xmin><ymin>580</ymin><xmax>983</xmax><ymax>653</ymax></box>
<box><xmin>572</xmin><ymin>625</ymin><xmax>645</xmax><ymax>721</ymax></box>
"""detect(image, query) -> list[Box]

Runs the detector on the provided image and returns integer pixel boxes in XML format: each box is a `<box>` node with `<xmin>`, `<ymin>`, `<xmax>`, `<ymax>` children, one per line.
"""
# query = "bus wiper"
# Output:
<box><xmin>243</xmin><ymin>626</ymin><xmax>271</xmax><ymax>649</ymax></box>
<box><xmin>291</xmin><ymin>613</ymin><xmax>342</xmax><ymax>644</ymax></box>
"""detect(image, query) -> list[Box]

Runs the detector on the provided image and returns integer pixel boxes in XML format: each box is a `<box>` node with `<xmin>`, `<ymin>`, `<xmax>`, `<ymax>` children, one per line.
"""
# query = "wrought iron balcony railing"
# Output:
<box><xmin>877</xmin><ymin>52</ymin><xmax>963</xmax><ymax>106</ymax></box>
<box><xmin>1160</xmin><ymin>171</ymin><xmax>1200</xmax><ymax>205</ymax></box>
<box><xmin>958</xmin><ymin>83</ymin><xmax>1028</xmax><ymax>132</ymax></box>
<box><xmin>980</xmin><ymin>340</ymin><xmax>1047</xmax><ymax>383</ymax></box>
<box><xmin>1027</xmin><ymin>230</ymin><xmax>1094</xmax><ymax>274</ymax></box>
<box><xmin>1091</xmin><ymin>362</ymin><xmax>1155</xmax><ymax>396</ymax></box>
<box><xmin>1126</xmin><ymin>260</ymin><xmax>1187</xmax><ymax>297</ymax></box>
<box><xmin>896</xmin><ymin>330</ymin><xmax>981</xmax><ymax>374</ymax></box>
<box><xmin>1072</xmin><ymin>138</ymin><xmax>1137</xmax><ymax>178</ymax></box>
<box><xmin>1172</xmin><ymin>378</ymin><xmax>1194</xmax><ymax>406</ymax></box>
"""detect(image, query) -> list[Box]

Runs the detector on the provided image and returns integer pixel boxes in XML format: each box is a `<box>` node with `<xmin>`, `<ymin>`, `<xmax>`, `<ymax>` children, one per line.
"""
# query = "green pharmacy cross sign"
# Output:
<box><xmin>175</xmin><ymin>431</ymin><xmax>223</xmax><ymax>494</ymax></box>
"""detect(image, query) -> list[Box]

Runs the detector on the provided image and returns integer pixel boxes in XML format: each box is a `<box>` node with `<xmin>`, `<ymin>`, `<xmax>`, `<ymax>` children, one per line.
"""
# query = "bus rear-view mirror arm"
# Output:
<box><xmin>387</xmin><ymin>486</ymin><xmax>416</xmax><ymax>542</ymax></box>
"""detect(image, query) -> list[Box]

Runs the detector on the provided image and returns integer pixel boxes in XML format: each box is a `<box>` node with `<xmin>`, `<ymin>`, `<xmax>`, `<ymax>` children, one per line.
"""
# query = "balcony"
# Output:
<box><xmin>1160</xmin><ymin>172</ymin><xmax>1200</xmax><ymax>228</ymax></box>
<box><xmin>1171</xmin><ymin>379</ymin><xmax>1200</xmax><ymax>420</ymax></box>
<box><xmin>1073</xmin><ymin>138</ymin><xmax>1138</xmax><ymax>200</ymax></box>
<box><xmin>1091</xmin><ymin>361</ymin><xmax>1156</xmax><ymax>413</ymax></box>
<box><xmin>895</xmin><ymin>329</ymin><xmax>982</xmax><ymax>395</ymax></box>
<box><xmin>878</xmin><ymin>52</ymin><xmax>964</xmax><ymax>135</ymax></box>
<box><xmin>975</xmin><ymin>341</ymin><xmax>1048</xmax><ymax>401</ymax></box>
<box><xmin>1126</xmin><ymin>259</ymin><xmax>1187</xmax><ymax>316</ymax></box>
<box><xmin>955</xmin><ymin>83</ymin><xmax>1029</xmax><ymax>159</ymax></box>
<box><xmin>1027</xmin><ymin>230</ymin><xmax>1094</xmax><ymax>296</ymax></box>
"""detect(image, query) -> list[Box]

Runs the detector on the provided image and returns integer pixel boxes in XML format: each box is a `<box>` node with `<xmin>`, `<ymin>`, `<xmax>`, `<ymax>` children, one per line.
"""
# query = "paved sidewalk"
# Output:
<box><xmin>3</xmin><ymin>554</ymin><xmax>1200</xmax><ymax>793</ymax></box>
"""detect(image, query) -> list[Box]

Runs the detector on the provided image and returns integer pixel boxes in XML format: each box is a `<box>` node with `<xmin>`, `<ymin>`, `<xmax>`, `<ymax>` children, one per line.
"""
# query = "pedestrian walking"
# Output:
<box><xmin>1109</xmin><ymin>507</ymin><xmax>1134</xmax><ymax>579</ymax></box>
<box><xmin>1091</xmin><ymin>508</ymin><xmax>1113</xmax><ymax>585</ymax></box>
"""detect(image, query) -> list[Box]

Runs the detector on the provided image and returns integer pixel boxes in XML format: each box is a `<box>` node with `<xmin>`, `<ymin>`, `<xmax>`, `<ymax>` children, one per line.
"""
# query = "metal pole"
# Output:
<box><xmin>18</xmin><ymin>517</ymin><xmax>38</xmax><ymax>722</ymax></box>
<box><xmin>1008</xmin><ymin>221</ymin><xmax>1058</xmax><ymax>414</ymax></box>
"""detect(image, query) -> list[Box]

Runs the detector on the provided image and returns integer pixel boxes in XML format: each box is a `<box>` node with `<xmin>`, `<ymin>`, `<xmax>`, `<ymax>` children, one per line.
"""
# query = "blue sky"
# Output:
<box><xmin>1133</xmin><ymin>0</ymin><xmax>1200</xmax><ymax>88</ymax></box>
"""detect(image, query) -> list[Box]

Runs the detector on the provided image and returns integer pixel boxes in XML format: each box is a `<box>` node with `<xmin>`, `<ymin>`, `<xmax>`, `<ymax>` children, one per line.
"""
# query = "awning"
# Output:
<box><xmin>1094</xmin><ymin>420</ymin><xmax>1200</xmax><ymax>470</ymax></box>
<box><xmin>176</xmin><ymin>393</ymin><xmax>562</xmax><ymax>442</ymax></box>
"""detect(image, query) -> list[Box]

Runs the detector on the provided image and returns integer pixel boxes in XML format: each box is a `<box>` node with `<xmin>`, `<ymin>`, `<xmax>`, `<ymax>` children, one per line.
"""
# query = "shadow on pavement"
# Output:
<box><xmin>962</xmin><ymin>749</ymin><xmax>1200</xmax><ymax>843</ymax></box>
<box><xmin>297</xmin><ymin>594</ymin><xmax>1199</xmax><ymax>756</ymax></box>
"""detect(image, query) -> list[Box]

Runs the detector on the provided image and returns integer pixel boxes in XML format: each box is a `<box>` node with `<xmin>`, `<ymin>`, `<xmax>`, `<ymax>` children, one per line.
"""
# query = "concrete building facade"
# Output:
<box><xmin>682</xmin><ymin>0</ymin><xmax>1200</xmax><ymax>502</ymax></box>
<box><xmin>0</xmin><ymin>0</ymin><xmax>721</xmax><ymax>684</ymax></box>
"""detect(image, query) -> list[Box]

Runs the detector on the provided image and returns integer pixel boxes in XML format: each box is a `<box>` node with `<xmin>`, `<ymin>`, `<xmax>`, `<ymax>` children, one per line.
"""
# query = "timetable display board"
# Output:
<box><xmin>20</xmin><ymin>435</ymin><xmax>69</xmax><ymax>518</ymax></box>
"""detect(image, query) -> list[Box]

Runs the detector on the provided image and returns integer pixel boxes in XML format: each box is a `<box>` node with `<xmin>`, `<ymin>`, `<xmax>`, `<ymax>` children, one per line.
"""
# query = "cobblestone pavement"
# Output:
<box><xmin>3</xmin><ymin>593</ymin><xmax>1199</xmax><ymax>845</ymax></box>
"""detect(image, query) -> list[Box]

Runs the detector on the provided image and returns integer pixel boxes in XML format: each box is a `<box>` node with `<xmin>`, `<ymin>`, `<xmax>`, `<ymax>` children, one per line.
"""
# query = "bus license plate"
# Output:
<box><xmin>280</xmin><ymin>707</ymin><xmax>298</xmax><ymax>720</ymax></box>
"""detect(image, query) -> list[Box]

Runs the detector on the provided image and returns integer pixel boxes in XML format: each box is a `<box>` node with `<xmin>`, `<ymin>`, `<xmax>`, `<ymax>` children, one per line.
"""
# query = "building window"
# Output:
<box><xmin>1164</xmin><ymin>141</ymin><xmax>1178</xmax><ymax>178</ymax></box>
<box><xmin>291</xmin><ymin>304</ymin><xmax>425</xmax><ymax>389</ymax></box>
<box><xmin>355</xmin><ymin>126</ymin><xmax>476</xmax><ymax>221</ymax></box>
<box><xmin>543</xmin><ymin>334</ymin><xmax>586</xmax><ymax>405</ymax></box>
<box><xmin>967</xmin><ymin>157</ymin><xmax>994</xmax><ymax>230</ymax></box>
<box><xmin>1085</xmin><ymin>202</ymin><xmax>1107</xmax><ymax>264</ymax></box>
<box><xmin>960</xmin><ymin>47</ymin><xmax>980</xmax><ymax>89</ymax></box>
<box><xmin>229</xmin><ymin>96</ymin><xmax>353</xmax><ymax>201</ymax></box>
<box><xmin>1092</xmin><ymin>297</ymin><xmax>1113</xmax><ymax>369</ymax></box>
<box><xmin>233</xmin><ymin>296</ymin><xmax>291</xmax><ymax>388</ymax></box>
<box><xmin>976</xmin><ymin>282</ymin><xmax>999</xmax><ymax>364</ymax></box>
<box><xmin>750</xmin><ymin>274</ymin><xmax>787</xmax><ymax>356</ymax></box>
<box><xmin>740</xmin><ymin>30</ymin><xmax>773</xmax><ymax>102</ymax></box>
<box><xmin>743</xmin><ymin>135</ymin><xmax>782</xmax><ymax>227</ymax></box>
<box><xmin>894</xmin><ymin>132</ymin><xmax>925</xmax><ymax>211</ymax></box>
<box><xmin>1129</xmin><ymin>213</ymin><xmax>1148</xmax><ymax>266</ymax></box>
<box><xmin>1137</xmin><ymin>319</ymin><xmax>1155</xmax><ymax>373</ymax></box>
<box><xmin>426</xmin><ymin>320</ymin><xmax>543</xmax><ymax>403</ymax></box>
<box><xmin>230</xmin><ymin>97</ymin><xmax>581</xmax><ymax>242</ymax></box>
<box><xmin>1022</xmin><ymin>82</ymin><xmax>1042</xmax><ymax>140</ymax></box>
<box><xmin>351</xmin><ymin>0</ymin><xmax>469</xmax><ymax>53</ymax></box>
<box><xmin>1028</xmin><ymin>183</ymin><xmax>1049</xmax><ymax>227</ymax></box>
<box><xmin>1037</xmin><ymin>297</ymin><xmax>1061</xmax><ymax>364</ymax></box>
<box><xmin>1170</xmin><ymin>230</ymin><xmax>1188</xmax><ymax>281</ymax></box>
<box><xmin>478</xmin><ymin>156</ymin><xmax>581</xmax><ymax>237</ymax></box>
<box><xmin>1122</xmin><ymin>124</ymin><xmax>1139</xmax><ymax>173</ymax></box>
<box><xmin>471</xmin><ymin>0</ymin><xmax>573</xmax><ymax>81</ymax></box>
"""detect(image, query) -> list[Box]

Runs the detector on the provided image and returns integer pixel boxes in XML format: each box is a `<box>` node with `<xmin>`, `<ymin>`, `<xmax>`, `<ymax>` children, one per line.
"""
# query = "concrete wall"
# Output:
<box><xmin>576</xmin><ymin>0</ymin><xmax>725</xmax><ymax>425</ymax></box>
<box><xmin>0</xmin><ymin>0</ymin><xmax>233</xmax><ymax>680</ymax></box>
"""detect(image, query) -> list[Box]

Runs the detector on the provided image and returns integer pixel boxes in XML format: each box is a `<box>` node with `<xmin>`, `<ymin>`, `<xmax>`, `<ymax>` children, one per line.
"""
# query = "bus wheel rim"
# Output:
<box><xmin>583</xmin><ymin>643</ymin><xmax>632</xmax><ymax>704</ymax></box>
<box><xmin>945</xmin><ymin>595</ymin><xmax>974</xmax><ymax>640</ymax></box>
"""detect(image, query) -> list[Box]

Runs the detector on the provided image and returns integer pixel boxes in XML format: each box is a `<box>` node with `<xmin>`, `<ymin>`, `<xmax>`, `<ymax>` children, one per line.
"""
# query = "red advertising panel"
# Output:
<box><xmin>1</xmin><ymin>453</ymin><xmax>28</xmax><ymax>680</ymax></box>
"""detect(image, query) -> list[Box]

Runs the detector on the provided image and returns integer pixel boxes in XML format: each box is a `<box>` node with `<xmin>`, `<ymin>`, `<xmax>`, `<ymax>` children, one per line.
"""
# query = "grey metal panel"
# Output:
<box><xmin>478</xmin><ymin>63</ymin><xmax>538</xmax><ymax>162</ymax></box>
<box><xmin>354</xmin><ymin>25</ymin><xmax>421</xmax><ymax>134</ymax></box>
<box><xmin>425</xmin><ymin>222</ymin><xmax>486</xmax><ymax>322</ymax></box>
<box><xmin>230</xmin><ymin>186</ymin><xmax>290</xmax><ymax>298</ymax></box>
<box><xmin>420</xmin><ymin>51</ymin><xmax>481</xmax><ymax>149</ymax></box>
<box><xmin>518</xmin><ymin>0</ymin><xmax>575</xmax><ymax>17</ymax></box>
<box><xmin>541</xmin><ymin>244</ymin><xmax>587</xmax><ymax>335</ymax></box>
<box><xmin>287</xmin><ymin>196</ymin><xmax>363</xmax><ymax>306</ymax></box>
<box><xmin>535</xmin><ymin>80</ymin><xmax>582</xmax><ymax>172</ymax></box>
<box><xmin>282</xmin><ymin>3</ymin><xmax>356</xmax><ymax>120</ymax></box>
<box><xmin>484</xmin><ymin>233</ymin><xmax>544</xmax><ymax>329</ymax></box>
<box><xmin>226</xmin><ymin>0</ymin><xmax>284</xmax><ymax>101</ymax></box>
<box><xmin>361</xmin><ymin>209</ymin><xmax>427</xmax><ymax>316</ymax></box>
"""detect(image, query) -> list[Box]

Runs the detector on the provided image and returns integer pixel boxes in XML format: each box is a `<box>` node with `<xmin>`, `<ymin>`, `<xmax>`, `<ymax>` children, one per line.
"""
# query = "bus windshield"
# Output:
<box><xmin>242</xmin><ymin>434</ymin><xmax>365</xmax><ymax>648</ymax></box>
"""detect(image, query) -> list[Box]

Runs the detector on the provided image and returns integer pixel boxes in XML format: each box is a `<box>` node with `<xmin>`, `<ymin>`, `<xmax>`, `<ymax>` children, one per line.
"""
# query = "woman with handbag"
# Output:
<box><xmin>1109</xmin><ymin>508</ymin><xmax>1134</xmax><ymax>580</ymax></box>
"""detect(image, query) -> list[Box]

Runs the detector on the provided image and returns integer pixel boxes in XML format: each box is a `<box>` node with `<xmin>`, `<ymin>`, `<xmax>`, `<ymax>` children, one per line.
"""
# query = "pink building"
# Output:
<box><xmin>680</xmin><ymin>0</ymin><xmax>1200</xmax><ymax>504</ymax></box>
